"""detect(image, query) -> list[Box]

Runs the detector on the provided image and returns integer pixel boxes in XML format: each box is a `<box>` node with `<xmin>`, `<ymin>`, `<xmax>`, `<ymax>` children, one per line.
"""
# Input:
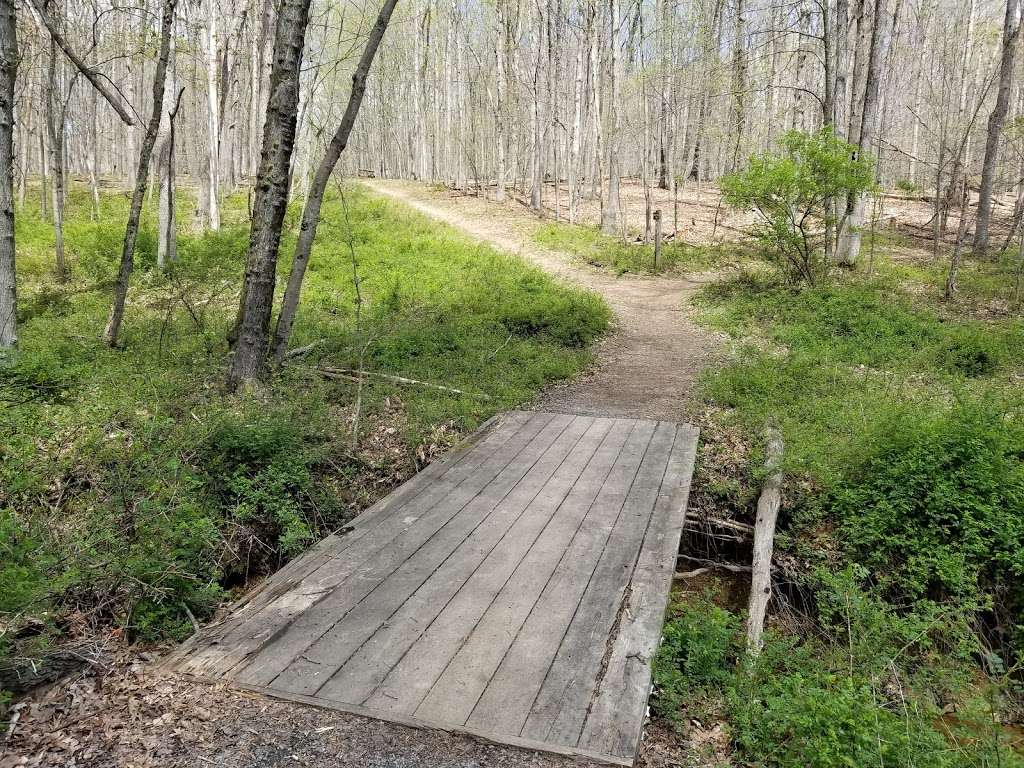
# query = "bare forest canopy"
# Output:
<box><xmin>2</xmin><ymin>0</ymin><xmax>1023</xmax><ymax>366</ymax></box>
<box><xmin>8</xmin><ymin>0</ymin><xmax>1024</xmax><ymax>213</ymax></box>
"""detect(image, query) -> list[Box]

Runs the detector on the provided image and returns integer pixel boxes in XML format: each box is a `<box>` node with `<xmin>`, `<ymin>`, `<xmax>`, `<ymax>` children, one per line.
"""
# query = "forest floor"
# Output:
<box><xmin>2</xmin><ymin>184</ymin><xmax>716</xmax><ymax>768</ymax></box>
<box><xmin>363</xmin><ymin>179</ymin><xmax>723</xmax><ymax>422</ymax></box>
<box><xmin>9</xmin><ymin>180</ymin><xmax>1022</xmax><ymax>768</ymax></box>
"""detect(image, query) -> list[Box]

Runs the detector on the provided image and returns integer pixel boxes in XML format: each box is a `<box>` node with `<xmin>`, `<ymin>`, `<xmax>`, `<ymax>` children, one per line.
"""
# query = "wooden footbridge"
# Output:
<box><xmin>169</xmin><ymin>410</ymin><xmax>699</xmax><ymax>765</ymax></box>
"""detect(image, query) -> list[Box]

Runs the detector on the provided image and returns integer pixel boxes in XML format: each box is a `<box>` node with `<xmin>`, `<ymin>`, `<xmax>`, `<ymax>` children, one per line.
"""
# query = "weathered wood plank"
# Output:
<box><xmin>176</xmin><ymin>410</ymin><xmax>538</xmax><ymax>678</ymax></box>
<box><xmin>578</xmin><ymin>424</ymin><xmax>699</xmax><ymax>758</ymax></box>
<box><xmin>362</xmin><ymin>418</ymin><xmax>637</xmax><ymax>715</ymax></box>
<box><xmin>469</xmin><ymin>422</ymin><xmax>677</xmax><ymax>737</ymax></box>
<box><xmin>269</xmin><ymin>415</ymin><xmax>597</xmax><ymax>695</ymax></box>
<box><xmin>414</xmin><ymin>420</ymin><xmax>659</xmax><ymax>726</ymax></box>
<box><xmin>170</xmin><ymin>411</ymin><xmax>701</xmax><ymax>767</ymax></box>
<box><xmin>232</xmin><ymin>413</ymin><xmax>575</xmax><ymax>687</ymax></box>
<box><xmin>313</xmin><ymin>417</ymin><xmax>615</xmax><ymax>703</ymax></box>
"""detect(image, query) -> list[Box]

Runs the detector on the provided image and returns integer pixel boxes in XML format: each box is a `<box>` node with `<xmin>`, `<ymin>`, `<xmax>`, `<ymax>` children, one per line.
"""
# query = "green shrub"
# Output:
<box><xmin>651</xmin><ymin>598</ymin><xmax>741</xmax><ymax>723</ymax></box>
<box><xmin>498</xmin><ymin>290</ymin><xmax>610</xmax><ymax>347</ymax></box>
<box><xmin>722</xmin><ymin>128</ymin><xmax>875</xmax><ymax>285</ymax></box>
<box><xmin>652</xmin><ymin>595</ymin><xmax>1023</xmax><ymax>767</ymax></box>
<box><xmin>830</xmin><ymin>402</ymin><xmax>1024</xmax><ymax>607</ymax></box>
<box><xmin>729</xmin><ymin>673</ymin><xmax>959</xmax><ymax>768</ymax></box>
<box><xmin>936</xmin><ymin>326</ymin><xmax>1004</xmax><ymax>378</ymax></box>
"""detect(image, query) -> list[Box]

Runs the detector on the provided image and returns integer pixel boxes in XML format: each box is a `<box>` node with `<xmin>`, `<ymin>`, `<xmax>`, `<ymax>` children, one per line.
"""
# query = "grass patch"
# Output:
<box><xmin>671</xmin><ymin>261</ymin><xmax>1024</xmax><ymax>764</ymax></box>
<box><xmin>0</xmin><ymin>183</ymin><xmax>609</xmax><ymax>679</ymax></box>
<box><xmin>532</xmin><ymin>220</ymin><xmax>733</xmax><ymax>275</ymax></box>
<box><xmin>697</xmin><ymin>273</ymin><xmax>1024</xmax><ymax>480</ymax></box>
<box><xmin>653</xmin><ymin>591</ymin><xmax>1023</xmax><ymax>767</ymax></box>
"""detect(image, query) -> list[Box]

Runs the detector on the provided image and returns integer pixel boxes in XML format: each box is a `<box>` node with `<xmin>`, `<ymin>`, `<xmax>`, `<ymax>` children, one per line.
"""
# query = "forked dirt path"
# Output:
<box><xmin>363</xmin><ymin>180</ymin><xmax>719</xmax><ymax>422</ymax></box>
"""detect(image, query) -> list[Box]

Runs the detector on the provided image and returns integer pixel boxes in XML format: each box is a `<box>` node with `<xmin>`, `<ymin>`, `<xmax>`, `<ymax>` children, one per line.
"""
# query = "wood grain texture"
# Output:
<box><xmin>169</xmin><ymin>412</ymin><xmax>699</xmax><ymax>766</ymax></box>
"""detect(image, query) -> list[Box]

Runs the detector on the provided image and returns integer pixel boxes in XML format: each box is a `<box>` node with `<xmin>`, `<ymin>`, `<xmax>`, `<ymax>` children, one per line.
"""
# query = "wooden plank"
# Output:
<box><xmin>268</xmin><ymin>415</ymin><xmax>597</xmax><ymax>696</ymax></box>
<box><xmin>413</xmin><ymin>420</ymin><xmax>658</xmax><ymax>726</ymax></box>
<box><xmin>169</xmin><ymin>411</ymin><xmax>703</xmax><ymax>767</ymax></box>
<box><xmin>578</xmin><ymin>424</ymin><xmax>699</xmax><ymax>759</ymax></box>
<box><xmin>176</xmin><ymin>410</ymin><xmax>539</xmax><ymax>678</ymax></box>
<box><xmin>362</xmin><ymin>418</ymin><xmax>637</xmax><ymax>715</ymax></box>
<box><xmin>232</xmin><ymin>413</ymin><xmax>575</xmax><ymax>687</ymax></box>
<box><xmin>470</xmin><ymin>422</ymin><xmax>678</xmax><ymax>738</ymax></box>
<box><xmin>316</xmin><ymin>417</ymin><xmax>617</xmax><ymax>705</ymax></box>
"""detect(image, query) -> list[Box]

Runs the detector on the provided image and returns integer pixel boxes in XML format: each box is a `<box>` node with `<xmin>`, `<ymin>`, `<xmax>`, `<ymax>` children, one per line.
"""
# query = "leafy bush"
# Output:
<box><xmin>936</xmin><ymin>326</ymin><xmax>1005</xmax><ymax>378</ymax></box>
<box><xmin>722</xmin><ymin>128</ymin><xmax>874</xmax><ymax>285</ymax></box>
<box><xmin>202</xmin><ymin>407</ymin><xmax>328</xmax><ymax>566</ymax></box>
<box><xmin>896</xmin><ymin>178</ymin><xmax>921</xmax><ymax>195</ymax></box>
<box><xmin>498</xmin><ymin>288</ymin><xmax>610</xmax><ymax>347</ymax></box>
<box><xmin>729</xmin><ymin>673</ymin><xmax>959</xmax><ymax>768</ymax></box>
<box><xmin>829</xmin><ymin>402</ymin><xmax>1024</xmax><ymax>644</ymax></box>
<box><xmin>652</xmin><ymin>594</ymin><xmax>1023</xmax><ymax>768</ymax></box>
<box><xmin>651</xmin><ymin>598</ymin><xmax>741</xmax><ymax>723</ymax></box>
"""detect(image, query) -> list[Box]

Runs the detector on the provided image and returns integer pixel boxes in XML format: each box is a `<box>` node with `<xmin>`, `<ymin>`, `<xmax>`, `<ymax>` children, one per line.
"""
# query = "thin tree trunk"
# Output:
<box><xmin>27</xmin><ymin>0</ymin><xmax>135</xmax><ymax>126</ymax></box>
<box><xmin>0</xmin><ymin>0</ymin><xmax>17</xmax><ymax>350</ymax></box>
<box><xmin>601</xmin><ymin>0</ymin><xmax>619</xmax><ymax>234</ymax></box>
<box><xmin>103</xmin><ymin>0</ymin><xmax>177</xmax><ymax>347</ymax></box>
<box><xmin>269</xmin><ymin>0</ymin><xmax>399</xmax><ymax>364</ymax></box>
<box><xmin>226</xmin><ymin>0</ymin><xmax>313</xmax><ymax>389</ymax></box>
<box><xmin>45</xmin><ymin>24</ymin><xmax>66</xmax><ymax>281</ymax></box>
<box><xmin>836</xmin><ymin>0</ymin><xmax>889</xmax><ymax>266</ymax></box>
<box><xmin>973</xmin><ymin>0</ymin><xmax>1021</xmax><ymax>256</ymax></box>
<box><xmin>494</xmin><ymin>0</ymin><xmax>507</xmax><ymax>201</ymax></box>
<box><xmin>157</xmin><ymin>36</ymin><xmax>180</xmax><ymax>268</ymax></box>
<box><xmin>205</xmin><ymin>0</ymin><xmax>221</xmax><ymax>230</ymax></box>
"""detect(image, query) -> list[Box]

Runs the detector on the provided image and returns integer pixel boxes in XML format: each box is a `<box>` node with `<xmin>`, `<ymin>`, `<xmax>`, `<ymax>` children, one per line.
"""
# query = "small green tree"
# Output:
<box><xmin>722</xmin><ymin>129</ymin><xmax>875</xmax><ymax>285</ymax></box>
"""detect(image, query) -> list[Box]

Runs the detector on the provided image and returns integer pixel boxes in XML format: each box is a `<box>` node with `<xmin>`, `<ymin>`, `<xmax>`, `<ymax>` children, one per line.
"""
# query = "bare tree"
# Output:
<box><xmin>974</xmin><ymin>0</ymin><xmax>1021</xmax><ymax>256</ymax></box>
<box><xmin>226</xmin><ymin>0</ymin><xmax>313</xmax><ymax>390</ymax></box>
<box><xmin>103</xmin><ymin>0</ymin><xmax>178</xmax><ymax>347</ymax></box>
<box><xmin>269</xmin><ymin>0</ymin><xmax>400</xmax><ymax>364</ymax></box>
<box><xmin>0</xmin><ymin>0</ymin><xmax>16</xmax><ymax>351</ymax></box>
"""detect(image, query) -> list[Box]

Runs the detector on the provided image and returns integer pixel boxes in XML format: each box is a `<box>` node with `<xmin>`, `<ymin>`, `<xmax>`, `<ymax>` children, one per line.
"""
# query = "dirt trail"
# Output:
<box><xmin>4</xmin><ymin>182</ymin><xmax>716</xmax><ymax>768</ymax></box>
<box><xmin>363</xmin><ymin>180</ymin><xmax>719</xmax><ymax>422</ymax></box>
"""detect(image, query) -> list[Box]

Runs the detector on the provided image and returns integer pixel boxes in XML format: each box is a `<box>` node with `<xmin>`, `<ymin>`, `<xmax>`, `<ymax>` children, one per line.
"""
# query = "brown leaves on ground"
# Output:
<box><xmin>3</xmin><ymin>648</ymin><xmax>683</xmax><ymax>768</ymax></box>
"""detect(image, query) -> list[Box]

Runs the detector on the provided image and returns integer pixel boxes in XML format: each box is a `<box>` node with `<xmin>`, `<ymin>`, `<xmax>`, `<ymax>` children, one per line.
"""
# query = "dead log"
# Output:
<box><xmin>745</xmin><ymin>427</ymin><xmax>783</xmax><ymax>655</ymax></box>
<box><xmin>320</xmin><ymin>367</ymin><xmax>491</xmax><ymax>400</ymax></box>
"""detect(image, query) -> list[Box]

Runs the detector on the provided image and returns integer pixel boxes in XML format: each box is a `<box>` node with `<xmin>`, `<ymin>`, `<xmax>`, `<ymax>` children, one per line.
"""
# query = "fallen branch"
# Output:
<box><xmin>684</xmin><ymin>518</ymin><xmax>757</xmax><ymax>540</ymax></box>
<box><xmin>676</xmin><ymin>554</ymin><xmax>752</xmax><ymax>573</ymax></box>
<box><xmin>320</xmin><ymin>367</ymin><xmax>491</xmax><ymax>400</ymax></box>
<box><xmin>745</xmin><ymin>427</ymin><xmax>784</xmax><ymax>656</ymax></box>
<box><xmin>26</xmin><ymin>0</ymin><xmax>135</xmax><ymax>126</ymax></box>
<box><xmin>285</xmin><ymin>339</ymin><xmax>326</xmax><ymax>359</ymax></box>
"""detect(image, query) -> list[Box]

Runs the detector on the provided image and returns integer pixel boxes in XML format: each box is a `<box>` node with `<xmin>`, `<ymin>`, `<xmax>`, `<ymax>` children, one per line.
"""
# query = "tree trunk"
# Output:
<box><xmin>45</xmin><ymin>25</ymin><xmax>67</xmax><ymax>282</ymax></box>
<box><xmin>269</xmin><ymin>0</ymin><xmax>399</xmax><ymax>365</ymax></box>
<box><xmin>226</xmin><ymin>0</ymin><xmax>313</xmax><ymax>389</ymax></box>
<box><xmin>27</xmin><ymin>0</ymin><xmax>135</xmax><ymax>127</ymax></box>
<box><xmin>836</xmin><ymin>0</ymin><xmax>889</xmax><ymax>267</ymax></box>
<box><xmin>103</xmin><ymin>0</ymin><xmax>177</xmax><ymax>347</ymax></box>
<box><xmin>494</xmin><ymin>0</ymin><xmax>507</xmax><ymax>202</ymax></box>
<box><xmin>157</xmin><ymin>35</ymin><xmax>180</xmax><ymax>269</ymax></box>
<box><xmin>601</xmin><ymin>0</ymin><xmax>619</xmax><ymax>234</ymax></box>
<box><xmin>205</xmin><ymin>0</ymin><xmax>221</xmax><ymax>230</ymax></box>
<box><xmin>0</xmin><ymin>0</ymin><xmax>16</xmax><ymax>351</ymax></box>
<box><xmin>973</xmin><ymin>0</ymin><xmax>1021</xmax><ymax>256</ymax></box>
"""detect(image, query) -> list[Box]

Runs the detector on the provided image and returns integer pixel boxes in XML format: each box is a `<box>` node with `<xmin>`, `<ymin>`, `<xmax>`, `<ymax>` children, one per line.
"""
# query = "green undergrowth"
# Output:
<box><xmin>532</xmin><ymin>220</ymin><xmax>737</xmax><ymax>275</ymax></box>
<box><xmin>674</xmin><ymin>261</ymin><xmax>1024</xmax><ymax>763</ymax></box>
<box><xmin>654</xmin><ymin>591</ymin><xmax>1023</xmax><ymax>768</ymax></box>
<box><xmin>0</xmin><ymin>182</ymin><xmax>609</xmax><ymax>680</ymax></box>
